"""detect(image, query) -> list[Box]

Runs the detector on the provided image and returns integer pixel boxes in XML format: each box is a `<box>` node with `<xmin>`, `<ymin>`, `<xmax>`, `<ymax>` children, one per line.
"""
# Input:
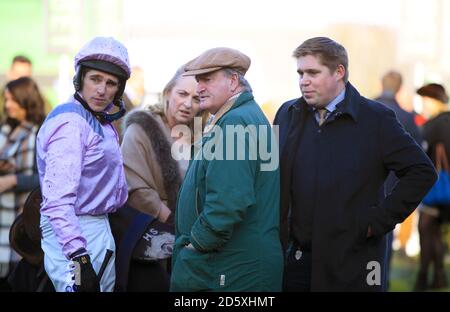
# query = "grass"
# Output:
<box><xmin>389</xmin><ymin>226</ymin><xmax>450</xmax><ymax>292</ymax></box>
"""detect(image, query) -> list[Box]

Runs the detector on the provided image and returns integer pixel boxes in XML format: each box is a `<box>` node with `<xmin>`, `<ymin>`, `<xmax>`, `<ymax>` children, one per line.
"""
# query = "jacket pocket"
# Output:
<box><xmin>195</xmin><ymin>188</ymin><xmax>201</xmax><ymax>216</ymax></box>
<box><xmin>353</xmin><ymin>205</ymin><xmax>378</xmax><ymax>249</ymax></box>
<box><xmin>171</xmin><ymin>246</ymin><xmax>213</xmax><ymax>292</ymax></box>
<box><xmin>212</xmin><ymin>248</ymin><xmax>264</xmax><ymax>291</ymax></box>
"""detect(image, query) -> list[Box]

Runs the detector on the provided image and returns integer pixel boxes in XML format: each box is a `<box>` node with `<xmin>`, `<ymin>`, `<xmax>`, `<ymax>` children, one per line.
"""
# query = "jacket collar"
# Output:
<box><xmin>288</xmin><ymin>82</ymin><xmax>361</xmax><ymax>122</ymax></box>
<box><xmin>203</xmin><ymin>91</ymin><xmax>254</xmax><ymax>133</ymax></box>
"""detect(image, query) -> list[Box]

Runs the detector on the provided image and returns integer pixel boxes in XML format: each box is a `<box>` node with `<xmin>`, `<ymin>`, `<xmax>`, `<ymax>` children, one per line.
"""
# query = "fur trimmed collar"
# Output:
<box><xmin>124</xmin><ymin>109</ymin><xmax>181</xmax><ymax>211</ymax></box>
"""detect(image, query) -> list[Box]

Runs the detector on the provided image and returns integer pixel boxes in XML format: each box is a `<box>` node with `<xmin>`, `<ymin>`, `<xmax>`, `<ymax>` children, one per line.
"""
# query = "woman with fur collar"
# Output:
<box><xmin>117</xmin><ymin>66</ymin><xmax>203</xmax><ymax>291</ymax></box>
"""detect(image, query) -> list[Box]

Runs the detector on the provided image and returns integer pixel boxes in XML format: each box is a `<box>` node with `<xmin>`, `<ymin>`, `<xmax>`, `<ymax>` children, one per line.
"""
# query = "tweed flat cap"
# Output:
<box><xmin>183</xmin><ymin>47</ymin><xmax>251</xmax><ymax>76</ymax></box>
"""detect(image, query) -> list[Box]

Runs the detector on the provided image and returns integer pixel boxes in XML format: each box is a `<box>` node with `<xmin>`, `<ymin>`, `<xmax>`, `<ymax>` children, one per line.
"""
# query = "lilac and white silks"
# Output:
<box><xmin>36</xmin><ymin>95</ymin><xmax>128</xmax><ymax>291</ymax></box>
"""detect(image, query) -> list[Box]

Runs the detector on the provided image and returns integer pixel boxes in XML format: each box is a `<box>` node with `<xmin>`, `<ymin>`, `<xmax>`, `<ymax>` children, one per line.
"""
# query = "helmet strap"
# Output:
<box><xmin>74</xmin><ymin>92</ymin><xmax>126</xmax><ymax>123</ymax></box>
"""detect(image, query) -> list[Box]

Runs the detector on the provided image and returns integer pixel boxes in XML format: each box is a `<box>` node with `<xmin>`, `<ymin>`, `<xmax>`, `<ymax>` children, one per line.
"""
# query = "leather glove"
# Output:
<box><xmin>71</xmin><ymin>252</ymin><xmax>100</xmax><ymax>292</ymax></box>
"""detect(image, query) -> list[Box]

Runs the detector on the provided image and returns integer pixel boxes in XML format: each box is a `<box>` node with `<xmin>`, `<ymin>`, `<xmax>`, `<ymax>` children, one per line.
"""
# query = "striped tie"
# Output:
<box><xmin>317</xmin><ymin>108</ymin><xmax>328</xmax><ymax>126</ymax></box>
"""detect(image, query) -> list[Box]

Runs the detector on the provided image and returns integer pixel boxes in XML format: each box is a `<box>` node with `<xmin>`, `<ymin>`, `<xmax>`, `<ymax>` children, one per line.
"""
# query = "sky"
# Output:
<box><xmin>124</xmin><ymin>0</ymin><xmax>403</xmax><ymax>30</ymax></box>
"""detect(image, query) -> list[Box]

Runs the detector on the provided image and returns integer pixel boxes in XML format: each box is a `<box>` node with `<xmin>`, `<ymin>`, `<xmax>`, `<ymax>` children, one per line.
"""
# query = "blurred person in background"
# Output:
<box><xmin>111</xmin><ymin>66</ymin><xmax>146</xmax><ymax>143</ymax></box>
<box><xmin>112</xmin><ymin>64</ymin><xmax>204</xmax><ymax>291</ymax></box>
<box><xmin>1</xmin><ymin>56</ymin><xmax>33</xmax><ymax>122</ymax></box>
<box><xmin>124</xmin><ymin>66</ymin><xmax>147</xmax><ymax>108</ymax></box>
<box><xmin>6</xmin><ymin>56</ymin><xmax>33</xmax><ymax>82</ymax></box>
<box><xmin>36</xmin><ymin>37</ymin><xmax>130</xmax><ymax>292</ymax></box>
<box><xmin>375</xmin><ymin>70</ymin><xmax>421</xmax><ymax>143</ymax></box>
<box><xmin>414</xmin><ymin>83</ymin><xmax>450</xmax><ymax>291</ymax></box>
<box><xmin>0</xmin><ymin>77</ymin><xmax>45</xmax><ymax>291</ymax></box>
<box><xmin>374</xmin><ymin>70</ymin><xmax>422</xmax><ymax>288</ymax></box>
<box><xmin>2</xmin><ymin>55</ymin><xmax>53</xmax><ymax>122</ymax></box>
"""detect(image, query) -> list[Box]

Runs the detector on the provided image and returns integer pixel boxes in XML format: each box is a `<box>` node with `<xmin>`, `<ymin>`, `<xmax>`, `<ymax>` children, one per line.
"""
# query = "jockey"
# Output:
<box><xmin>36</xmin><ymin>37</ymin><xmax>130</xmax><ymax>292</ymax></box>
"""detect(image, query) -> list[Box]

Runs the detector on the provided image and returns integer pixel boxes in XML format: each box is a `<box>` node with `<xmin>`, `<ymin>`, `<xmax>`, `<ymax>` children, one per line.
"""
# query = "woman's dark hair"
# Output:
<box><xmin>4</xmin><ymin>77</ymin><xmax>46</xmax><ymax>125</ymax></box>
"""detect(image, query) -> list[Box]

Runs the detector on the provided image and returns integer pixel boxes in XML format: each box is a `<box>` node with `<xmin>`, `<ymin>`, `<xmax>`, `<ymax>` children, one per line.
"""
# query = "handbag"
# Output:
<box><xmin>131</xmin><ymin>216</ymin><xmax>174</xmax><ymax>262</ymax></box>
<box><xmin>114</xmin><ymin>209</ymin><xmax>175</xmax><ymax>291</ymax></box>
<box><xmin>422</xmin><ymin>143</ymin><xmax>450</xmax><ymax>206</ymax></box>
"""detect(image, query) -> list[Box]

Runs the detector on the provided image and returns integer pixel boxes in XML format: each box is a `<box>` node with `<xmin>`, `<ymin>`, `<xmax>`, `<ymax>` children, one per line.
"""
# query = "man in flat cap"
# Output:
<box><xmin>170</xmin><ymin>47</ymin><xmax>283</xmax><ymax>291</ymax></box>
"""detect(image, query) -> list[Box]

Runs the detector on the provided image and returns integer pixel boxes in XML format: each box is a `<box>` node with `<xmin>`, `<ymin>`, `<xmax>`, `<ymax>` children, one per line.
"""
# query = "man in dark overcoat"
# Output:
<box><xmin>275</xmin><ymin>37</ymin><xmax>437</xmax><ymax>291</ymax></box>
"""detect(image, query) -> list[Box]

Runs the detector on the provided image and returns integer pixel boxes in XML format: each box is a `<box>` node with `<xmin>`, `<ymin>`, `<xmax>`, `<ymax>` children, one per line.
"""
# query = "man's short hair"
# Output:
<box><xmin>292</xmin><ymin>37</ymin><xmax>349</xmax><ymax>83</ymax></box>
<box><xmin>222</xmin><ymin>68</ymin><xmax>252</xmax><ymax>93</ymax></box>
<box><xmin>12</xmin><ymin>55</ymin><xmax>32</xmax><ymax>66</ymax></box>
<box><xmin>382</xmin><ymin>71</ymin><xmax>402</xmax><ymax>94</ymax></box>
